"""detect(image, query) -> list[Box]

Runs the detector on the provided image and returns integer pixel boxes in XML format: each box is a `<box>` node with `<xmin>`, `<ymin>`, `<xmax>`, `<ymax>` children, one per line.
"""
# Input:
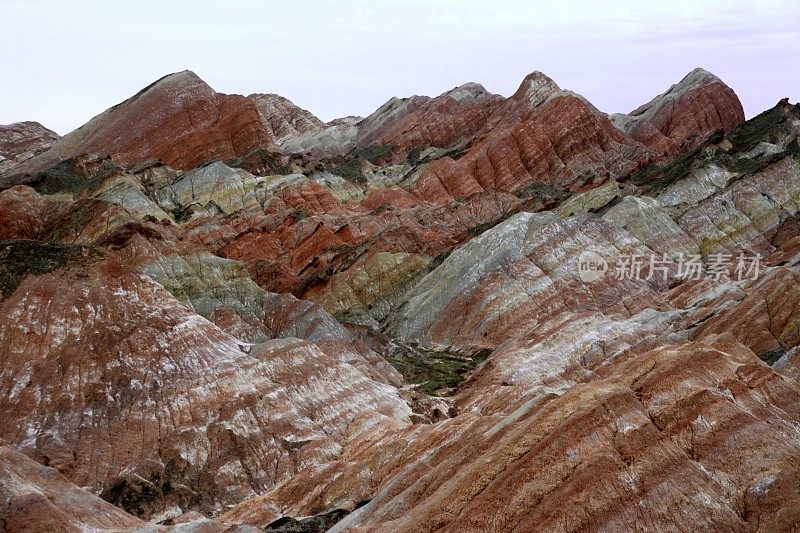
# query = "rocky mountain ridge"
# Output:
<box><xmin>1</xmin><ymin>68</ymin><xmax>798</xmax><ymax>532</ymax></box>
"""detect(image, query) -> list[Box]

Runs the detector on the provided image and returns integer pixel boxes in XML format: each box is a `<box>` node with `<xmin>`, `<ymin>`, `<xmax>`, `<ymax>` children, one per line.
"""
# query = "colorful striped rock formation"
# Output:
<box><xmin>1</xmin><ymin>68</ymin><xmax>799</xmax><ymax>532</ymax></box>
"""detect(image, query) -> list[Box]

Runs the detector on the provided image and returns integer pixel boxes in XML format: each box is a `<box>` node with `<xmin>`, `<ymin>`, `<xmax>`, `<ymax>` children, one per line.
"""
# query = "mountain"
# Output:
<box><xmin>3</xmin><ymin>71</ymin><xmax>277</xmax><ymax>177</ymax></box>
<box><xmin>612</xmin><ymin>68</ymin><xmax>745</xmax><ymax>155</ymax></box>
<box><xmin>0</xmin><ymin>121</ymin><xmax>59</xmax><ymax>174</ymax></box>
<box><xmin>248</xmin><ymin>92</ymin><xmax>327</xmax><ymax>140</ymax></box>
<box><xmin>1</xmin><ymin>68</ymin><xmax>799</xmax><ymax>531</ymax></box>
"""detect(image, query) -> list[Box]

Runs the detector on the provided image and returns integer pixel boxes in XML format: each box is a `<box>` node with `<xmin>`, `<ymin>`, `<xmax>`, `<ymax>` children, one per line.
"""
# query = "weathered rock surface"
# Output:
<box><xmin>0</xmin><ymin>445</ymin><xmax>145</xmax><ymax>532</ymax></box>
<box><xmin>411</xmin><ymin>92</ymin><xmax>651</xmax><ymax>205</ymax></box>
<box><xmin>365</xmin><ymin>83</ymin><xmax>504</xmax><ymax>162</ymax></box>
<box><xmin>304</xmin><ymin>251</ymin><xmax>431</xmax><ymax>327</ymax></box>
<box><xmin>3</xmin><ymin>71</ymin><xmax>275</xmax><ymax>177</ymax></box>
<box><xmin>0</xmin><ymin>185</ymin><xmax>65</xmax><ymax>239</ymax></box>
<box><xmin>222</xmin><ymin>338</ymin><xmax>800</xmax><ymax>532</ymax></box>
<box><xmin>2</xmin><ymin>69</ymin><xmax>799</xmax><ymax>532</ymax></box>
<box><xmin>0</xmin><ymin>250</ymin><xmax>410</xmax><ymax>518</ymax></box>
<box><xmin>277</xmin><ymin>116</ymin><xmax>361</xmax><ymax>158</ymax></box>
<box><xmin>249</xmin><ymin>93</ymin><xmax>326</xmax><ymax>141</ymax></box>
<box><xmin>0</xmin><ymin>121</ymin><xmax>59</xmax><ymax>175</ymax></box>
<box><xmin>613</xmin><ymin>68</ymin><xmax>745</xmax><ymax>154</ymax></box>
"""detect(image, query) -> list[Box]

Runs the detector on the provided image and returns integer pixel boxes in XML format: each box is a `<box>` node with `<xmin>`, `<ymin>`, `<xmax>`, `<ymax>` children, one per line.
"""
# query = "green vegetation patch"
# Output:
<box><xmin>761</xmin><ymin>347</ymin><xmax>786</xmax><ymax>366</ymax></box>
<box><xmin>715</xmin><ymin>143</ymin><xmax>798</xmax><ymax>178</ymax></box>
<box><xmin>228</xmin><ymin>148</ymin><xmax>290</xmax><ymax>175</ymax></box>
<box><xmin>0</xmin><ymin>239</ymin><xmax>101</xmax><ymax>298</ymax></box>
<box><xmin>628</xmin><ymin>101</ymin><xmax>800</xmax><ymax>195</ymax></box>
<box><xmin>407</xmin><ymin>145</ymin><xmax>427</xmax><ymax>166</ymax></box>
<box><xmin>515</xmin><ymin>181</ymin><xmax>566</xmax><ymax>201</ymax></box>
<box><xmin>388</xmin><ymin>345</ymin><xmax>492</xmax><ymax>396</ymax></box>
<box><xmin>332</xmin><ymin>144</ymin><xmax>395</xmax><ymax>183</ymax></box>
<box><xmin>264</xmin><ymin>509</ymin><xmax>352</xmax><ymax>532</ymax></box>
<box><xmin>100</xmin><ymin>460</ymin><xmax>197</xmax><ymax>518</ymax></box>
<box><xmin>628</xmin><ymin>144</ymin><xmax>705</xmax><ymax>195</ymax></box>
<box><xmin>726</xmin><ymin>104</ymin><xmax>787</xmax><ymax>153</ymax></box>
<box><xmin>356</xmin><ymin>144</ymin><xmax>394</xmax><ymax>163</ymax></box>
<box><xmin>41</xmin><ymin>199</ymin><xmax>109</xmax><ymax>243</ymax></box>
<box><xmin>27</xmin><ymin>158</ymin><xmax>120</xmax><ymax>195</ymax></box>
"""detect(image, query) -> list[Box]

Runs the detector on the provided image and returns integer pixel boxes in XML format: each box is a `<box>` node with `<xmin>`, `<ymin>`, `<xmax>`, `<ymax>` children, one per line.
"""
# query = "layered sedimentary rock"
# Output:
<box><xmin>0</xmin><ymin>121</ymin><xmax>59</xmax><ymax>174</ymax></box>
<box><xmin>3</xmin><ymin>71</ymin><xmax>275</xmax><ymax>178</ymax></box>
<box><xmin>0</xmin><ymin>185</ymin><xmax>65</xmax><ymax>239</ymax></box>
<box><xmin>0</xmin><ymin>67</ymin><xmax>797</xmax><ymax>532</ymax></box>
<box><xmin>364</xmin><ymin>83</ymin><xmax>504</xmax><ymax>162</ymax></box>
<box><xmin>222</xmin><ymin>338</ymin><xmax>800</xmax><ymax>531</ymax></box>
<box><xmin>304</xmin><ymin>251</ymin><xmax>432</xmax><ymax>327</ymax></box>
<box><xmin>273</xmin><ymin>81</ymin><xmax>501</xmax><ymax>161</ymax></box>
<box><xmin>223</xmin><ymin>98</ymin><xmax>798</xmax><ymax>528</ymax></box>
<box><xmin>248</xmin><ymin>93</ymin><xmax>326</xmax><ymax>141</ymax></box>
<box><xmin>276</xmin><ymin>116</ymin><xmax>362</xmax><ymax>158</ymax></box>
<box><xmin>0</xmin><ymin>247</ymin><xmax>410</xmax><ymax>518</ymax></box>
<box><xmin>612</xmin><ymin>68</ymin><xmax>745</xmax><ymax>154</ymax></box>
<box><xmin>411</xmin><ymin>92</ymin><xmax>651</xmax><ymax>204</ymax></box>
<box><xmin>0</xmin><ymin>446</ymin><xmax>144</xmax><ymax>532</ymax></box>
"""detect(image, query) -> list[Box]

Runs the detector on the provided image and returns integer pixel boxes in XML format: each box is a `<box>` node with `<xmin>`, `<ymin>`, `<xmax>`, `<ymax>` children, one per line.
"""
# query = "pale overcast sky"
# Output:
<box><xmin>1</xmin><ymin>0</ymin><xmax>798</xmax><ymax>134</ymax></box>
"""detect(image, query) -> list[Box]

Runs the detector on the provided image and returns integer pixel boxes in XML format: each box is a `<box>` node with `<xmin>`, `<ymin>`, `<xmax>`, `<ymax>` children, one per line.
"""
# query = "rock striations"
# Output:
<box><xmin>612</xmin><ymin>68</ymin><xmax>745</xmax><ymax>155</ymax></box>
<box><xmin>3</xmin><ymin>71</ymin><xmax>276</xmax><ymax>177</ymax></box>
<box><xmin>3</xmin><ymin>66</ymin><xmax>800</xmax><ymax>532</ymax></box>
<box><xmin>0</xmin><ymin>121</ymin><xmax>59</xmax><ymax>175</ymax></box>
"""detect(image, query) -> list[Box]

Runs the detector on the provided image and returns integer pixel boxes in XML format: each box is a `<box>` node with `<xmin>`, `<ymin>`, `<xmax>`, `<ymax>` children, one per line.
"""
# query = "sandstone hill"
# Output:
<box><xmin>1</xmin><ymin>68</ymin><xmax>798</xmax><ymax>532</ymax></box>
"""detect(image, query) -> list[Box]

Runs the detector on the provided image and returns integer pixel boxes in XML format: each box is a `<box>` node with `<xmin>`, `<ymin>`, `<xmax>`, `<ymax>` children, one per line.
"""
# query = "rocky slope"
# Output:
<box><xmin>0</xmin><ymin>121</ymin><xmax>59</xmax><ymax>175</ymax></box>
<box><xmin>1</xmin><ymin>68</ymin><xmax>799</xmax><ymax>531</ymax></box>
<box><xmin>248</xmin><ymin>93</ymin><xmax>327</xmax><ymax>141</ymax></box>
<box><xmin>0</xmin><ymin>445</ymin><xmax>145</xmax><ymax>531</ymax></box>
<box><xmin>1</xmin><ymin>71</ymin><xmax>277</xmax><ymax>179</ymax></box>
<box><xmin>612</xmin><ymin>68</ymin><xmax>745</xmax><ymax>155</ymax></box>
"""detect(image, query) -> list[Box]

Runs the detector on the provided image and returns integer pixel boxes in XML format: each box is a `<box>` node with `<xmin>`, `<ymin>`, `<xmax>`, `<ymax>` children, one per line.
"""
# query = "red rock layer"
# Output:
<box><xmin>0</xmin><ymin>251</ymin><xmax>410</xmax><ymax>516</ymax></box>
<box><xmin>248</xmin><ymin>93</ymin><xmax>326</xmax><ymax>140</ymax></box>
<box><xmin>0</xmin><ymin>185</ymin><xmax>65</xmax><ymax>239</ymax></box>
<box><xmin>692</xmin><ymin>267</ymin><xmax>800</xmax><ymax>358</ymax></box>
<box><xmin>7</xmin><ymin>71</ymin><xmax>276</xmax><ymax>176</ymax></box>
<box><xmin>0</xmin><ymin>446</ymin><xmax>144</xmax><ymax>532</ymax></box>
<box><xmin>222</xmin><ymin>340</ymin><xmax>800</xmax><ymax>531</ymax></box>
<box><xmin>211</xmin><ymin>181</ymin><xmax>524</xmax><ymax>296</ymax></box>
<box><xmin>623</xmin><ymin>68</ymin><xmax>745</xmax><ymax>153</ymax></box>
<box><xmin>368</xmin><ymin>83</ymin><xmax>504</xmax><ymax>161</ymax></box>
<box><xmin>412</xmin><ymin>94</ymin><xmax>651</xmax><ymax>204</ymax></box>
<box><xmin>0</xmin><ymin>121</ymin><xmax>59</xmax><ymax>175</ymax></box>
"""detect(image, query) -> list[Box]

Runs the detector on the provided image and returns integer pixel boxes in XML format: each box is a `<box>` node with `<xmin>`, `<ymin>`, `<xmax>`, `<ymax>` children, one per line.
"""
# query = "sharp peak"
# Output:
<box><xmin>676</xmin><ymin>67</ymin><xmax>724</xmax><ymax>87</ymax></box>
<box><xmin>441</xmin><ymin>82</ymin><xmax>492</xmax><ymax>101</ymax></box>
<box><xmin>512</xmin><ymin>70</ymin><xmax>563</xmax><ymax>107</ymax></box>
<box><xmin>163</xmin><ymin>69</ymin><xmax>203</xmax><ymax>80</ymax></box>
<box><xmin>134</xmin><ymin>70</ymin><xmax>210</xmax><ymax>94</ymax></box>
<box><xmin>153</xmin><ymin>70</ymin><xmax>208</xmax><ymax>87</ymax></box>
<box><xmin>116</xmin><ymin>70</ymin><xmax>211</xmax><ymax>106</ymax></box>
<box><xmin>521</xmin><ymin>70</ymin><xmax>559</xmax><ymax>84</ymax></box>
<box><xmin>516</xmin><ymin>71</ymin><xmax>562</xmax><ymax>92</ymax></box>
<box><xmin>627</xmin><ymin>67</ymin><xmax>738</xmax><ymax>119</ymax></box>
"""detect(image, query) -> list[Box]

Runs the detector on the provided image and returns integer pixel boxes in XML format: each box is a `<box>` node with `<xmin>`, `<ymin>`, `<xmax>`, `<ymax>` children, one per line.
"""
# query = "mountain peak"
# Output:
<box><xmin>124</xmin><ymin>70</ymin><xmax>210</xmax><ymax>101</ymax></box>
<box><xmin>618</xmin><ymin>68</ymin><xmax>744</xmax><ymax>154</ymax></box>
<box><xmin>512</xmin><ymin>71</ymin><xmax>562</xmax><ymax>108</ymax></box>
<box><xmin>629</xmin><ymin>67</ymin><xmax>732</xmax><ymax>118</ymax></box>
<box><xmin>442</xmin><ymin>82</ymin><xmax>492</xmax><ymax>102</ymax></box>
<box><xmin>679</xmin><ymin>66</ymin><xmax>719</xmax><ymax>85</ymax></box>
<box><xmin>3</xmin><ymin>70</ymin><xmax>273</xmax><ymax>175</ymax></box>
<box><xmin>156</xmin><ymin>69</ymin><xmax>206</xmax><ymax>86</ymax></box>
